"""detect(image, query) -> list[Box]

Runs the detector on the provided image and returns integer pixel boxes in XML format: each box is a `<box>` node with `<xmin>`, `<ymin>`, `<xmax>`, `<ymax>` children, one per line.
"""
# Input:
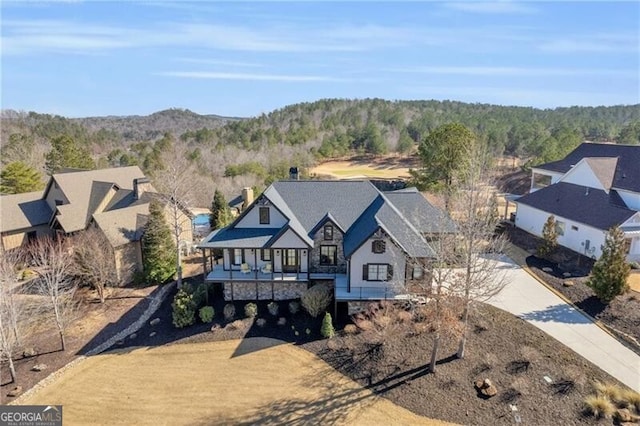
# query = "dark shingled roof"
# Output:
<box><xmin>534</xmin><ymin>143</ymin><xmax>640</xmax><ymax>193</ymax></box>
<box><xmin>0</xmin><ymin>192</ymin><xmax>52</xmax><ymax>232</ymax></box>
<box><xmin>205</xmin><ymin>227</ymin><xmax>279</xmax><ymax>248</ymax></box>
<box><xmin>384</xmin><ymin>188</ymin><xmax>456</xmax><ymax>234</ymax></box>
<box><xmin>516</xmin><ymin>182</ymin><xmax>637</xmax><ymax>230</ymax></box>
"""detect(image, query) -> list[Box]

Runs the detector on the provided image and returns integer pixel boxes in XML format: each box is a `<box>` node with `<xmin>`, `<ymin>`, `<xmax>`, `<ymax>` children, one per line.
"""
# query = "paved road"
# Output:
<box><xmin>487</xmin><ymin>256</ymin><xmax>640</xmax><ymax>392</ymax></box>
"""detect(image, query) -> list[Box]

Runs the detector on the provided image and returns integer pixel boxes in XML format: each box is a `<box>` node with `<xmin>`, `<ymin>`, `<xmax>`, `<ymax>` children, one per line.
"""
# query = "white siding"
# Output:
<box><xmin>616</xmin><ymin>189</ymin><xmax>640</xmax><ymax>211</ymax></box>
<box><xmin>515</xmin><ymin>203</ymin><xmax>606</xmax><ymax>258</ymax></box>
<box><xmin>349</xmin><ymin>235</ymin><xmax>406</xmax><ymax>289</ymax></box>
<box><xmin>559</xmin><ymin>160</ymin><xmax>605</xmax><ymax>190</ymax></box>
<box><xmin>270</xmin><ymin>228</ymin><xmax>308</xmax><ymax>249</ymax></box>
<box><xmin>235</xmin><ymin>202</ymin><xmax>287</xmax><ymax>228</ymax></box>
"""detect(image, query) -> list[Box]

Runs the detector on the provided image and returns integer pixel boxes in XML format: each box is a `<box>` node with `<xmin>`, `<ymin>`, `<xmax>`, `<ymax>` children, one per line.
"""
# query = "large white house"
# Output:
<box><xmin>515</xmin><ymin>143</ymin><xmax>640</xmax><ymax>262</ymax></box>
<box><xmin>197</xmin><ymin>179</ymin><xmax>454</xmax><ymax>304</ymax></box>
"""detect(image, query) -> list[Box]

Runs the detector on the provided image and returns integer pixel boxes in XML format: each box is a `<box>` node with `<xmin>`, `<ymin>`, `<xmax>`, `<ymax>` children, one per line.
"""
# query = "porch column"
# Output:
<box><xmin>202</xmin><ymin>250</ymin><xmax>208</xmax><ymax>275</ymax></box>
<box><xmin>254</xmin><ymin>249</ymin><xmax>258</xmax><ymax>279</ymax></box>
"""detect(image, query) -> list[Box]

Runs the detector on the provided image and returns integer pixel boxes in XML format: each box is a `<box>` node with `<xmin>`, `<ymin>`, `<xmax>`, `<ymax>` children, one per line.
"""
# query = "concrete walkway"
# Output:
<box><xmin>487</xmin><ymin>255</ymin><xmax>640</xmax><ymax>392</ymax></box>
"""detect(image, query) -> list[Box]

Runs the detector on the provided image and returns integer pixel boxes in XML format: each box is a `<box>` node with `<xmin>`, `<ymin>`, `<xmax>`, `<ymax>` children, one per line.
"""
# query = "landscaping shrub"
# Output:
<box><xmin>277</xmin><ymin>317</ymin><xmax>287</xmax><ymax>326</ymax></box>
<box><xmin>321</xmin><ymin>312</ymin><xmax>335</xmax><ymax>338</ymax></box>
<box><xmin>223</xmin><ymin>303</ymin><xmax>236</xmax><ymax>320</ymax></box>
<box><xmin>172</xmin><ymin>287</ymin><xmax>196</xmax><ymax>328</ymax></box>
<box><xmin>301</xmin><ymin>284</ymin><xmax>331</xmax><ymax>318</ymax></box>
<box><xmin>267</xmin><ymin>301</ymin><xmax>279</xmax><ymax>316</ymax></box>
<box><xmin>199</xmin><ymin>306</ymin><xmax>214</xmax><ymax>323</ymax></box>
<box><xmin>343</xmin><ymin>324</ymin><xmax>358</xmax><ymax>334</ymax></box>
<box><xmin>584</xmin><ymin>395</ymin><xmax>615</xmax><ymax>418</ymax></box>
<box><xmin>588</xmin><ymin>226</ymin><xmax>631</xmax><ymax>302</ymax></box>
<box><xmin>256</xmin><ymin>318</ymin><xmax>266</xmax><ymax>327</ymax></box>
<box><xmin>288</xmin><ymin>300</ymin><xmax>300</xmax><ymax>315</ymax></box>
<box><xmin>621</xmin><ymin>389</ymin><xmax>640</xmax><ymax>411</ymax></box>
<box><xmin>193</xmin><ymin>282</ymin><xmax>210</xmax><ymax>308</ymax></box>
<box><xmin>244</xmin><ymin>302</ymin><xmax>258</xmax><ymax>318</ymax></box>
<box><xmin>594</xmin><ymin>381</ymin><xmax>623</xmax><ymax>403</ymax></box>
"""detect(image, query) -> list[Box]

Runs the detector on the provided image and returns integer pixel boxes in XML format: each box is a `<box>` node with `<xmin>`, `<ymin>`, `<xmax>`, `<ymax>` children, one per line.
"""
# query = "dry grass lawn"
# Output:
<box><xmin>310</xmin><ymin>160</ymin><xmax>412</xmax><ymax>179</ymax></box>
<box><xmin>17</xmin><ymin>338</ymin><xmax>453</xmax><ymax>425</ymax></box>
<box><xmin>629</xmin><ymin>272</ymin><xmax>640</xmax><ymax>293</ymax></box>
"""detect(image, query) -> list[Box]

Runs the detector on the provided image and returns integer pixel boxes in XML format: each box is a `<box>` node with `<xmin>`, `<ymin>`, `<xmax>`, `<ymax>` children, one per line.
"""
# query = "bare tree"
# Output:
<box><xmin>30</xmin><ymin>237</ymin><xmax>77</xmax><ymax>351</ymax></box>
<box><xmin>0</xmin><ymin>250</ymin><xmax>25</xmax><ymax>382</ymax></box>
<box><xmin>72</xmin><ymin>227</ymin><xmax>121</xmax><ymax>303</ymax></box>
<box><xmin>448</xmin><ymin>142</ymin><xmax>508</xmax><ymax>359</ymax></box>
<box><xmin>152</xmin><ymin>139</ymin><xmax>197</xmax><ymax>288</ymax></box>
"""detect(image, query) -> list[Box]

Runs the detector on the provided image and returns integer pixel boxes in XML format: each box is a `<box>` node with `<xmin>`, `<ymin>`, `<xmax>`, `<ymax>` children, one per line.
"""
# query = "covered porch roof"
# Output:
<box><xmin>197</xmin><ymin>227</ymin><xmax>279</xmax><ymax>249</ymax></box>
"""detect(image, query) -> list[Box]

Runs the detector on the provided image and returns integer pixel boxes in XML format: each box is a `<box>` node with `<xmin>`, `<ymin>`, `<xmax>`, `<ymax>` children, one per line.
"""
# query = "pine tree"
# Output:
<box><xmin>588</xmin><ymin>226</ymin><xmax>631</xmax><ymax>303</ymax></box>
<box><xmin>142</xmin><ymin>200</ymin><xmax>177</xmax><ymax>284</ymax></box>
<box><xmin>538</xmin><ymin>215</ymin><xmax>558</xmax><ymax>258</ymax></box>
<box><xmin>210</xmin><ymin>189</ymin><xmax>231</xmax><ymax>229</ymax></box>
<box><xmin>320</xmin><ymin>312</ymin><xmax>335</xmax><ymax>338</ymax></box>
<box><xmin>45</xmin><ymin>135</ymin><xmax>96</xmax><ymax>175</ymax></box>
<box><xmin>0</xmin><ymin>161</ymin><xmax>44</xmax><ymax>194</ymax></box>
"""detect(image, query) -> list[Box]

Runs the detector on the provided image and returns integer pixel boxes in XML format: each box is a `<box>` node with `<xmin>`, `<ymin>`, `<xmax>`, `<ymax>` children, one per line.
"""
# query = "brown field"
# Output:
<box><xmin>310</xmin><ymin>156</ymin><xmax>418</xmax><ymax>180</ymax></box>
<box><xmin>17</xmin><ymin>338</ymin><xmax>452</xmax><ymax>426</ymax></box>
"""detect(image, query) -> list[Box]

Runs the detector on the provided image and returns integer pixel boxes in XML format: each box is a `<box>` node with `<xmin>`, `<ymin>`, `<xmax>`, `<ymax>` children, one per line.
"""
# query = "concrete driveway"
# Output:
<box><xmin>487</xmin><ymin>256</ymin><xmax>640</xmax><ymax>392</ymax></box>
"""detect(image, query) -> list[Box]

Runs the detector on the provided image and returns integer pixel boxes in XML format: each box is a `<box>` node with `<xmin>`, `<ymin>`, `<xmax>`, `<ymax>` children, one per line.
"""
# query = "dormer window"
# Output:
<box><xmin>259</xmin><ymin>207</ymin><xmax>270</xmax><ymax>224</ymax></box>
<box><xmin>372</xmin><ymin>240</ymin><xmax>386</xmax><ymax>254</ymax></box>
<box><xmin>323</xmin><ymin>225</ymin><xmax>333</xmax><ymax>240</ymax></box>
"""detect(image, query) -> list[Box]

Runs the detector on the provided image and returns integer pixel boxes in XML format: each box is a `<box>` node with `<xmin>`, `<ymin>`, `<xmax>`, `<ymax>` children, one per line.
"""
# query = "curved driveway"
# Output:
<box><xmin>487</xmin><ymin>256</ymin><xmax>640</xmax><ymax>392</ymax></box>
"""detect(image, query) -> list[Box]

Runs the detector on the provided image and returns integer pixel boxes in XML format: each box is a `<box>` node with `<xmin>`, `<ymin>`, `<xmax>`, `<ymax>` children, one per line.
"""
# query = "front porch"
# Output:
<box><xmin>205</xmin><ymin>266</ymin><xmax>309</xmax><ymax>282</ymax></box>
<box><xmin>334</xmin><ymin>275</ymin><xmax>410</xmax><ymax>301</ymax></box>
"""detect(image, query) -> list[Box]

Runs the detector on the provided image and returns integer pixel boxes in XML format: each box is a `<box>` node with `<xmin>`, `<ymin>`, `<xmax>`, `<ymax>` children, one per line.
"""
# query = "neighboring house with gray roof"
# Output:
<box><xmin>515</xmin><ymin>143</ymin><xmax>640</xmax><ymax>261</ymax></box>
<box><xmin>197</xmin><ymin>179</ymin><xmax>454</xmax><ymax>304</ymax></box>
<box><xmin>1</xmin><ymin>166</ymin><xmax>194</xmax><ymax>283</ymax></box>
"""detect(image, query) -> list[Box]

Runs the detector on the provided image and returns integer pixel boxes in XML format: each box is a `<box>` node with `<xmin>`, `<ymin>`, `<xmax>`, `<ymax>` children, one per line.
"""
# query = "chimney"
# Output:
<box><xmin>289</xmin><ymin>167</ymin><xmax>299</xmax><ymax>180</ymax></box>
<box><xmin>241</xmin><ymin>187</ymin><xmax>254</xmax><ymax>210</ymax></box>
<box><xmin>134</xmin><ymin>177</ymin><xmax>152</xmax><ymax>200</ymax></box>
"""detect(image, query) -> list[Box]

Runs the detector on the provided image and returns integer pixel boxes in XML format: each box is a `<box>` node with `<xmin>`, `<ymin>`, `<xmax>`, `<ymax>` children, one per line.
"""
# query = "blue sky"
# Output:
<box><xmin>2</xmin><ymin>1</ymin><xmax>638</xmax><ymax>118</ymax></box>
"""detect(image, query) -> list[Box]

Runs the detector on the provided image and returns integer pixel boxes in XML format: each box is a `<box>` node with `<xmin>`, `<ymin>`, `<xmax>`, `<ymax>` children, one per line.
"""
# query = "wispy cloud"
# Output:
<box><xmin>174</xmin><ymin>58</ymin><xmax>264</xmax><ymax>68</ymax></box>
<box><xmin>157</xmin><ymin>71</ymin><xmax>348</xmax><ymax>82</ymax></box>
<box><xmin>538</xmin><ymin>33</ymin><xmax>639</xmax><ymax>53</ymax></box>
<box><xmin>386</xmin><ymin>66</ymin><xmax>635</xmax><ymax>77</ymax></box>
<box><xmin>444</xmin><ymin>1</ymin><xmax>538</xmax><ymax>14</ymax></box>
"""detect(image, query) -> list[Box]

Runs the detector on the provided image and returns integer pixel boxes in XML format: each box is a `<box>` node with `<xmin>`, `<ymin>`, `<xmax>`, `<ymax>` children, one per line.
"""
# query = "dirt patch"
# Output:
<box><xmin>17</xmin><ymin>338</ymin><xmax>450</xmax><ymax>425</ymax></box>
<box><xmin>504</xmin><ymin>226</ymin><xmax>640</xmax><ymax>354</ymax></box>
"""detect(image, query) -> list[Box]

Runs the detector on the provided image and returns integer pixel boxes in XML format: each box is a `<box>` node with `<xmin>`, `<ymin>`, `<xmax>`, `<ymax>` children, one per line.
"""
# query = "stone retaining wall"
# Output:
<box><xmin>224</xmin><ymin>281</ymin><xmax>308</xmax><ymax>301</ymax></box>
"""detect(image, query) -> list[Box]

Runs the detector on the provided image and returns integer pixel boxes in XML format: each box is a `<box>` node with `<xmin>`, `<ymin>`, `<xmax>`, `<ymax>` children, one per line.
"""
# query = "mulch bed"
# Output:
<box><xmin>505</xmin><ymin>226</ymin><xmax>640</xmax><ymax>353</ymax></box>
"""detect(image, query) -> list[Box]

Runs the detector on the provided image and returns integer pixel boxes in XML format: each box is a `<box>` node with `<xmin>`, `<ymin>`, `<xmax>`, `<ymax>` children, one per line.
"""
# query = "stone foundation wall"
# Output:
<box><xmin>224</xmin><ymin>281</ymin><xmax>309</xmax><ymax>301</ymax></box>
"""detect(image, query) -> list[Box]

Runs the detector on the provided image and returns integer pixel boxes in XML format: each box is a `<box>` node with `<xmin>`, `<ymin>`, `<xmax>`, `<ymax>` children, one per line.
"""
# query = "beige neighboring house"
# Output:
<box><xmin>0</xmin><ymin>166</ymin><xmax>194</xmax><ymax>283</ymax></box>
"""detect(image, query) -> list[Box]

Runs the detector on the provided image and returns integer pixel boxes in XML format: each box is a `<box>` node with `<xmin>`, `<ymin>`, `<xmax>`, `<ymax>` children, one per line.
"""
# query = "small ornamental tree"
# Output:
<box><xmin>301</xmin><ymin>284</ymin><xmax>331</xmax><ymax>318</ymax></box>
<box><xmin>320</xmin><ymin>312</ymin><xmax>335</xmax><ymax>338</ymax></box>
<box><xmin>538</xmin><ymin>215</ymin><xmax>558</xmax><ymax>258</ymax></box>
<box><xmin>588</xmin><ymin>226</ymin><xmax>631</xmax><ymax>303</ymax></box>
<box><xmin>172</xmin><ymin>286</ymin><xmax>196</xmax><ymax>328</ymax></box>
<box><xmin>142</xmin><ymin>200</ymin><xmax>177</xmax><ymax>284</ymax></box>
<box><xmin>210</xmin><ymin>189</ymin><xmax>232</xmax><ymax>229</ymax></box>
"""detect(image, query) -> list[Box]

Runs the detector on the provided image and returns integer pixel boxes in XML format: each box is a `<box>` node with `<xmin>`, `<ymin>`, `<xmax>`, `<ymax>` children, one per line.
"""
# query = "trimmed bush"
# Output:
<box><xmin>267</xmin><ymin>301</ymin><xmax>279</xmax><ymax>316</ymax></box>
<box><xmin>172</xmin><ymin>287</ymin><xmax>196</xmax><ymax>328</ymax></box>
<box><xmin>321</xmin><ymin>312</ymin><xmax>335</xmax><ymax>338</ymax></box>
<box><xmin>256</xmin><ymin>318</ymin><xmax>266</xmax><ymax>327</ymax></box>
<box><xmin>193</xmin><ymin>282</ymin><xmax>210</xmax><ymax>308</ymax></box>
<box><xmin>277</xmin><ymin>317</ymin><xmax>287</xmax><ymax>326</ymax></box>
<box><xmin>244</xmin><ymin>302</ymin><xmax>258</xmax><ymax>318</ymax></box>
<box><xmin>301</xmin><ymin>284</ymin><xmax>331</xmax><ymax>318</ymax></box>
<box><xmin>223</xmin><ymin>303</ymin><xmax>236</xmax><ymax>320</ymax></box>
<box><xmin>584</xmin><ymin>395</ymin><xmax>615</xmax><ymax>418</ymax></box>
<box><xmin>343</xmin><ymin>324</ymin><xmax>358</xmax><ymax>334</ymax></box>
<box><xmin>199</xmin><ymin>306</ymin><xmax>214</xmax><ymax>323</ymax></box>
<box><xmin>288</xmin><ymin>300</ymin><xmax>300</xmax><ymax>315</ymax></box>
<box><xmin>621</xmin><ymin>389</ymin><xmax>640</xmax><ymax>411</ymax></box>
<box><xmin>594</xmin><ymin>381</ymin><xmax>623</xmax><ymax>403</ymax></box>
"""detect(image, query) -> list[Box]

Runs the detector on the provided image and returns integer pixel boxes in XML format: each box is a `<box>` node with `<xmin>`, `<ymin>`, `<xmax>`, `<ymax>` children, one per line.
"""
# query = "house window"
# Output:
<box><xmin>555</xmin><ymin>221</ymin><xmax>565</xmax><ymax>236</ymax></box>
<box><xmin>320</xmin><ymin>245</ymin><xmax>337</xmax><ymax>265</ymax></box>
<box><xmin>259</xmin><ymin>207</ymin><xmax>270</xmax><ymax>224</ymax></box>
<box><xmin>571</xmin><ymin>225</ymin><xmax>579</xmax><ymax>231</ymax></box>
<box><xmin>323</xmin><ymin>225</ymin><xmax>333</xmax><ymax>240</ymax></box>
<box><xmin>363</xmin><ymin>263</ymin><xmax>392</xmax><ymax>281</ymax></box>
<box><xmin>412</xmin><ymin>266</ymin><xmax>423</xmax><ymax>280</ymax></box>
<box><xmin>372</xmin><ymin>240</ymin><xmax>386</xmax><ymax>254</ymax></box>
<box><xmin>232</xmin><ymin>249</ymin><xmax>243</xmax><ymax>265</ymax></box>
<box><xmin>261</xmin><ymin>249</ymin><xmax>271</xmax><ymax>261</ymax></box>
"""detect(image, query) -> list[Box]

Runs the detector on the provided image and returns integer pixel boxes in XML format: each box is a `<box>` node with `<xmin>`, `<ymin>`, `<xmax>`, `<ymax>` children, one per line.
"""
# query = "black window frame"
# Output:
<box><xmin>372</xmin><ymin>240</ymin><xmax>386</xmax><ymax>254</ymax></box>
<box><xmin>323</xmin><ymin>225</ymin><xmax>333</xmax><ymax>240</ymax></box>
<box><xmin>259</xmin><ymin>207</ymin><xmax>270</xmax><ymax>224</ymax></box>
<box><xmin>362</xmin><ymin>263</ymin><xmax>393</xmax><ymax>281</ymax></box>
<box><xmin>232</xmin><ymin>248</ymin><xmax>244</xmax><ymax>265</ymax></box>
<box><xmin>261</xmin><ymin>249</ymin><xmax>271</xmax><ymax>261</ymax></box>
<box><xmin>319</xmin><ymin>245</ymin><xmax>337</xmax><ymax>266</ymax></box>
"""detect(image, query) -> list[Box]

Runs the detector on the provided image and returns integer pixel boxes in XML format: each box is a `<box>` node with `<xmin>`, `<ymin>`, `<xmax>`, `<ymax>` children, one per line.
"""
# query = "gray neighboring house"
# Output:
<box><xmin>198</xmin><ymin>178</ymin><xmax>454</xmax><ymax>310</ymax></box>
<box><xmin>0</xmin><ymin>166</ymin><xmax>194</xmax><ymax>283</ymax></box>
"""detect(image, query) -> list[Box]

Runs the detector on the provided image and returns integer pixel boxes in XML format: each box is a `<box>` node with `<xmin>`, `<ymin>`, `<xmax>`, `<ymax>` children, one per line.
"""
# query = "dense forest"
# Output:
<box><xmin>1</xmin><ymin>100</ymin><xmax>639</xmax><ymax>205</ymax></box>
